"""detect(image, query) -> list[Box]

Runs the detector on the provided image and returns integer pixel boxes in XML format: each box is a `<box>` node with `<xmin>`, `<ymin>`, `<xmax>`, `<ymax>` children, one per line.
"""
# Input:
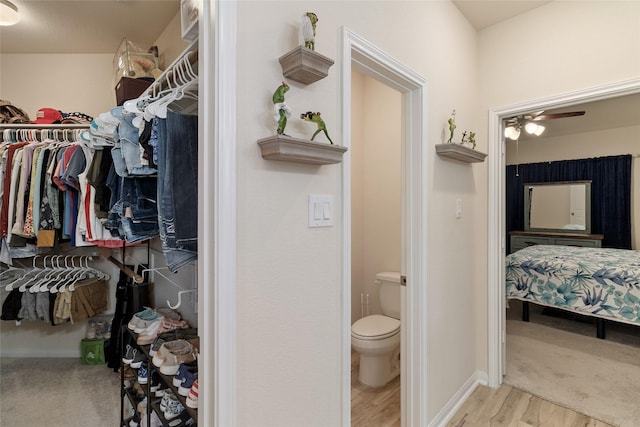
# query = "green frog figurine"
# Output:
<box><xmin>273</xmin><ymin>82</ymin><xmax>291</xmax><ymax>135</ymax></box>
<box><xmin>300</xmin><ymin>111</ymin><xmax>334</xmax><ymax>144</ymax></box>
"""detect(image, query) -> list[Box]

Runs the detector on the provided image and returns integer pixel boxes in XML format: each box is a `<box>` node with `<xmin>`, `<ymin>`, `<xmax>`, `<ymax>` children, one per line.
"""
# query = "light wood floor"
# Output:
<box><xmin>447</xmin><ymin>384</ymin><xmax>614</xmax><ymax>427</ymax></box>
<box><xmin>350</xmin><ymin>351</ymin><xmax>612</xmax><ymax>427</ymax></box>
<box><xmin>351</xmin><ymin>351</ymin><xmax>400</xmax><ymax>427</ymax></box>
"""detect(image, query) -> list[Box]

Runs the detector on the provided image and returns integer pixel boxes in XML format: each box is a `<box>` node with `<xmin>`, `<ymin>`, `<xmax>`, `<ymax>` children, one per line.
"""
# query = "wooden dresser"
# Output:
<box><xmin>510</xmin><ymin>230</ymin><xmax>604</xmax><ymax>254</ymax></box>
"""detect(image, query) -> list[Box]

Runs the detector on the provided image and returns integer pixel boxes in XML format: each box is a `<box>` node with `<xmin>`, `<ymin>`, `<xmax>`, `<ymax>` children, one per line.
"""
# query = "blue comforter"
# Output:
<box><xmin>506</xmin><ymin>245</ymin><xmax>640</xmax><ymax>325</ymax></box>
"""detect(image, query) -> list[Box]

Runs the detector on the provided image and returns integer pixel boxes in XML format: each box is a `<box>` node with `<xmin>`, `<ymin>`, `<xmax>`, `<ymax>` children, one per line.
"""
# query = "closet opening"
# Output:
<box><xmin>0</xmin><ymin>2</ymin><xmax>204</xmax><ymax>425</ymax></box>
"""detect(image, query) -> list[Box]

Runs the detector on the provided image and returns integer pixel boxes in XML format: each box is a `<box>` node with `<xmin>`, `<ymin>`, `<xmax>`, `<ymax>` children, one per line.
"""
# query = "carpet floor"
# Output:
<box><xmin>0</xmin><ymin>358</ymin><xmax>120</xmax><ymax>427</ymax></box>
<box><xmin>505</xmin><ymin>303</ymin><xmax>640</xmax><ymax>427</ymax></box>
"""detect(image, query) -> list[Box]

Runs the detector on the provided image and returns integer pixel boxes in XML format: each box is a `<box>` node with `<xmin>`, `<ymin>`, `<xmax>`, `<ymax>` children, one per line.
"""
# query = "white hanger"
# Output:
<box><xmin>29</xmin><ymin>255</ymin><xmax>61</xmax><ymax>293</ymax></box>
<box><xmin>50</xmin><ymin>256</ymin><xmax>80</xmax><ymax>293</ymax></box>
<box><xmin>37</xmin><ymin>255</ymin><xmax>67</xmax><ymax>292</ymax></box>
<box><xmin>17</xmin><ymin>256</ymin><xmax>49</xmax><ymax>292</ymax></box>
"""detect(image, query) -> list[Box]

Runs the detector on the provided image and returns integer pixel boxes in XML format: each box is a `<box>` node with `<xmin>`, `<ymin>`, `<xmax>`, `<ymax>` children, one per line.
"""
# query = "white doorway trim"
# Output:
<box><xmin>487</xmin><ymin>77</ymin><xmax>640</xmax><ymax>387</ymax></box>
<box><xmin>340</xmin><ymin>27</ymin><xmax>428</xmax><ymax>426</ymax></box>
<box><xmin>202</xmin><ymin>0</ymin><xmax>237</xmax><ymax>426</ymax></box>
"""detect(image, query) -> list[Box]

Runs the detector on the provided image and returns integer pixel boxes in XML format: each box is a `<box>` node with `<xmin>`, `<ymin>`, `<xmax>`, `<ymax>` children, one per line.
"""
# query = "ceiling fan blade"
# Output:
<box><xmin>524</xmin><ymin>110</ymin><xmax>545</xmax><ymax>120</ymax></box>
<box><xmin>531</xmin><ymin>111</ymin><xmax>585</xmax><ymax>121</ymax></box>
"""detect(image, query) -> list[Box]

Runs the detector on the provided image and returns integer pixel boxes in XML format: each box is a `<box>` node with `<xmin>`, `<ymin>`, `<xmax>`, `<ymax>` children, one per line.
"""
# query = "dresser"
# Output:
<box><xmin>509</xmin><ymin>231</ymin><xmax>604</xmax><ymax>254</ymax></box>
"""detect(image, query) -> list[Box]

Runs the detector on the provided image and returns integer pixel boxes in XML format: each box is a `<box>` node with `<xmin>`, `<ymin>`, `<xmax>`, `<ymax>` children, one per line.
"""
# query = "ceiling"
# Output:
<box><xmin>512</xmin><ymin>94</ymin><xmax>640</xmax><ymax>141</ymax></box>
<box><xmin>2</xmin><ymin>0</ymin><xmax>638</xmax><ymax>139</ymax></box>
<box><xmin>452</xmin><ymin>0</ymin><xmax>551</xmax><ymax>30</ymax></box>
<box><xmin>0</xmin><ymin>0</ymin><xmax>180</xmax><ymax>54</ymax></box>
<box><xmin>0</xmin><ymin>0</ymin><xmax>547</xmax><ymax>54</ymax></box>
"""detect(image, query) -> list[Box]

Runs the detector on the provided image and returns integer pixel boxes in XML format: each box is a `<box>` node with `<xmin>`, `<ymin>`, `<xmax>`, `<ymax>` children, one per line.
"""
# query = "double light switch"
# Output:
<box><xmin>309</xmin><ymin>194</ymin><xmax>333</xmax><ymax>227</ymax></box>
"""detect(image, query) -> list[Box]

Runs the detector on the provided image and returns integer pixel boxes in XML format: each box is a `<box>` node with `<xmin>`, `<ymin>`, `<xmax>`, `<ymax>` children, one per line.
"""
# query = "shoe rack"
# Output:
<box><xmin>120</xmin><ymin>327</ymin><xmax>198</xmax><ymax>427</ymax></box>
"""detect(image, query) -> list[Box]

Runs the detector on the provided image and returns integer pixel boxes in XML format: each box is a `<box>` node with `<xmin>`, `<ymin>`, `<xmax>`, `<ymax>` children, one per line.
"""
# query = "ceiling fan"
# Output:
<box><xmin>504</xmin><ymin>110</ymin><xmax>585</xmax><ymax>140</ymax></box>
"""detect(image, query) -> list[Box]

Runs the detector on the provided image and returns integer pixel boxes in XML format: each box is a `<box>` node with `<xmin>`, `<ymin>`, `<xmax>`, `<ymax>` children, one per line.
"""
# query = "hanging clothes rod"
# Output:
<box><xmin>107</xmin><ymin>256</ymin><xmax>145</xmax><ymax>284</ymax></box>
<box><xmin>0</xmin><ymin>124</ymin><xmax>90</xmax><ymax>129</ymax></box>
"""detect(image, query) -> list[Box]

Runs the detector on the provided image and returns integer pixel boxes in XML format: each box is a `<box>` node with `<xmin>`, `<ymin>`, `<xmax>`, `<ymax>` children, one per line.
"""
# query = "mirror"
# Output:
<box><xmin>524</xmin><ymin>181</ymin><xmax>592</xmax><ymax>234</ymax></box>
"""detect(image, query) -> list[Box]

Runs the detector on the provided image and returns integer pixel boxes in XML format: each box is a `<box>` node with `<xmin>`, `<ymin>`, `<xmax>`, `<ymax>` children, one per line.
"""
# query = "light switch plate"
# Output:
<box><xmin>309</xmin><ymin>194</ymin><xmax>333</xmax><ymax>227</ymax></box>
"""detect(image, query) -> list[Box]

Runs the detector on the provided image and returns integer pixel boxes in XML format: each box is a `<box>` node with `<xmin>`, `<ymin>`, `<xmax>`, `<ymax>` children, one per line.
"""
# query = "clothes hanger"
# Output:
<box><xmin>0</xmin><ymin>265</ymin><xmax>25</xmax><ymax>284</ymax></box>
<box><xmin>29</xmin><ymin>255</ymin><xmax>60</xmax><ymax>293</ymax></box>
<box><xmin>37</xmin><ymin>255</ymin><xmax>67</xmax><ymax>293</ymax></box>
<box><xmin>150</xmin><ymin>61</ymin><xmax>195</xmax><ymax>119</ymax></box>
<box><xmin>3</xmin><ymin>255</ymin><xmax>41</xmax><ymax>291</ymax></box>
<box><xmin>51</xmin><ymin>256</ymin><xmax>80</xmax><ymax>294</ymax></box>
<box><xmin>18</xmin><ymin>256</ymin><xmax>50</xmax><ymax>292</ymax></box>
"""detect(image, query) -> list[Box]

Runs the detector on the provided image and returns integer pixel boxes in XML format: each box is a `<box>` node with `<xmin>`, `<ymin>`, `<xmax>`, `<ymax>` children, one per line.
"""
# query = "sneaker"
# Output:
<box><xmin>122</xmin><ymin>344</ymin><xmax>136</xmax><ymax>365</ymax></box>
<box><xmin>149</xmin><ymin>328</ymin><xmax>198</xmax><ymax>358</ymax></box>
<box><xmin>160</xmin><ymin>390</ymin><xmax>178</xmax><ymax>412</ymax></box>
<box><xmin>136</xmin><ymin>396</ymin><xmax>147</xmax><ymax>417</ymax></box>
<box><xmin>164</xmin><ymin>397</ymin><xmax>185</xmax><ymax>421</ymax></box>
<box><xmin>137</xmin><ymin>362</ymin><xmax>149</xmax><ymax>385</ymax></box>
<box><xmin>137</xmin><ymin>319</ymin><xmax>188</xmax><ymax>346</ymax></box>
<box><xmin>186</xmin><ymin>379</ymin><xmax>198</xmax><ymax>409</ymax></box>
<box><xmin>129</xmin><ymin>308</ymin><xmax>162</xmax><ymax>333</ymax></box>
<box><xmin>178</xmin><ymin>371</ymin><xmax>198</xmax><ymax>397</ymax></box>
<box><xmin>135</xmin><ymin>318</ymin><xmax>164</xmax><ymax>345</ymax></box>
<box><xmin>152</xmin><ymin>339</ymin><xmax>192</xmax><ymax>368</ymax></box>
<box><xmin>172</xmin><ymin>359</ymin><xmax>198</xmax><ymax>387</ymax></box>
<box><xmin>149</xmin><ymin>368</ymin><xmax>162</xmax><ymax>394</ymax></box>
<box><xmin>130</xmin><ymin>348</ymin><xmax>146</xmax><ymax>369</ymax></box>
<box><xmin>159</xmin><ymin>345</ymin><xmax>198</xmax><ymax>376</ymax></box>
<box><xmin>157</xmin><ymin>307</ymin><xmax>181</xmax><ymax>321</ymax></box>
<box><xmin>119</xmin><ymin>365</ymin><xmax>136</xmax><ymax>381</ymax></box>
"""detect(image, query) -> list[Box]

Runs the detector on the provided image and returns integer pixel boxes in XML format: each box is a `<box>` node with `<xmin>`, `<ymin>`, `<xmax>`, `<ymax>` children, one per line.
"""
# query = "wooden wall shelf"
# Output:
<box><xmin>257</xmin><ymin>135</ymin><xmax>347</xmax><ymax>165</ymax></box>
<box><xmin>279</xmin><ymin>46</ymin><xmax>334</xmax><ymax>85</ymax></box>
<box><xmin>435</xmin><ymin>143</ymin><xmax>487</xmax><ymax>163</ymax></box>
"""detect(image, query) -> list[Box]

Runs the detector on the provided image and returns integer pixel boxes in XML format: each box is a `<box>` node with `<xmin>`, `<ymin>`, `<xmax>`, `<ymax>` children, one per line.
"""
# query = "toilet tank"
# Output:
<box><xmin>376</xmin><ymin>272</ymin><xmax>401</xmax><ymax>319</ymax></box>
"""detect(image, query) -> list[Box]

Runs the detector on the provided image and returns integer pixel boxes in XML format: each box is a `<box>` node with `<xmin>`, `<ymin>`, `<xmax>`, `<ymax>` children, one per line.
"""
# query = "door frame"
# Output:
<box><xmin>340</xmin><ymin>27</ymin><xmax>429</xmax><ymax>426</ymax></box>
<box><xmin>486</xmin><ymin>77</ymin><xmax>640</xmax><ymax>387</ymax></box>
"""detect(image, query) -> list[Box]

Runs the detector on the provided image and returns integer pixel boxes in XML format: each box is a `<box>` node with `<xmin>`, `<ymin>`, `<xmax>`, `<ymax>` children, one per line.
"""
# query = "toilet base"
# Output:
<box><xmin>357</xmin><ymin>347</ymin><xmax>400</xmax><ymax>388</ymax></box>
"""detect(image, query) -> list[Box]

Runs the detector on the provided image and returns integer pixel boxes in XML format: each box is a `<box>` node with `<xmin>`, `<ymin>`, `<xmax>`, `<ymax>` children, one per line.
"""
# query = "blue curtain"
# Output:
<box><xmin>506</xmin><ymin>155</ymin><xmax>632</xmax><ymax>250</ymax></box>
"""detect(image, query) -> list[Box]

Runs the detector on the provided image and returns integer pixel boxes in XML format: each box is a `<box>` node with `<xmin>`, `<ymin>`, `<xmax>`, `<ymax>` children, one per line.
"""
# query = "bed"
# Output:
<box><xmin>506</xmin><ymin>245</ymin><xmax>640</xmax><ymax>337</ymax></box>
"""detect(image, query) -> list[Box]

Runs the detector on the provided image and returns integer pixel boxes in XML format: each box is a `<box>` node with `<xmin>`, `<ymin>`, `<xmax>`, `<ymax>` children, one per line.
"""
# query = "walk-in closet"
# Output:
<box><xmin>1</xmin><ymin>2</ymin><xmax>203</xmax><ymax>426</ymax></box>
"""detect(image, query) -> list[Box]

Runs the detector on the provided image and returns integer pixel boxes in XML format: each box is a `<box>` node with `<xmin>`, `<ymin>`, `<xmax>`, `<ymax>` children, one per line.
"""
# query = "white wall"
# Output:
<box><xmin>506</xmin><ymin>125</ymin><xmax>640</xmax><ymax>249</ymax></box>
<box><xmin>351</xmin><ymin>71</ymin><xmax>402</xmax><ymax>323</ymax></box>
<box><xmin>0</xmin><ymin>54</ymin><xmax>115</xmax><ymax>120</ymax></box>
<box><xmin>235</xmin><ymin>1</ymin><xmax>481</xmax><ymax>425</ymax></box>
<box><xmin>478</xmin><ymin>0</ymin><xmax>640</xmax><ymax>374</ymax></box>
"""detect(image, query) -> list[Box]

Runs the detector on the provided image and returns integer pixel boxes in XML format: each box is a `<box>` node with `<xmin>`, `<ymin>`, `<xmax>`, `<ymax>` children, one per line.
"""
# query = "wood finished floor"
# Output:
<box><xmin>447</xmin><ymin>384</ymin><xmax>614</xmax><ymax>427</ymax></box>
<box><xmin>351</xmin><ymin>351</ymin><xmax>400</xmax><ymax>427</ymax></box>
<box><xmin>351</xmin><ymin>351</ymin><xmax>612</xmax><ymax>427</ymax></box>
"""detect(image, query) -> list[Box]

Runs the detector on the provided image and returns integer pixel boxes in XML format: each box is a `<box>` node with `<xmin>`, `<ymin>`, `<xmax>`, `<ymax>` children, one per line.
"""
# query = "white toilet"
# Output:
<box><xmin>351</xmin><ymin>271</ymin><xmax>401</xmax><ymax>388</ymax></box>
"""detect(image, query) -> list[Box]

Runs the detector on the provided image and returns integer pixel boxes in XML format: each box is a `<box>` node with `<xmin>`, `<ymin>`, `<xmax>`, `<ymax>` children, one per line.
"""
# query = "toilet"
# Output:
<box><xmin>351</xmin><ymin>271</ymin><xmax>401</xmax><ymax>388</ymax></box>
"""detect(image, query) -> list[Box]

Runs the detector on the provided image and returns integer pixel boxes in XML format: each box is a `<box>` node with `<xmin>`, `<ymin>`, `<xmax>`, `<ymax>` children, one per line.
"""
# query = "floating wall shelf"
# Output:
<box><xmin>435</xmin><ymin>143</ymin><xmax>487</xmax><ymax>163</ymax></box>
<box><xmin>279</xmin><ymin>46</ymin><xmax>335</xmax><ymax>85</ymax></box>
<box><xmin>257</xmin><ymin>135</ymin><xmax>347</xmax><ymax>165</ymax></box>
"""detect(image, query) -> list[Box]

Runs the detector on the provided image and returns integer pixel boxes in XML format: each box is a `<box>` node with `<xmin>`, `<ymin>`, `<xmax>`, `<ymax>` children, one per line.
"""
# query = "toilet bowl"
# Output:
<box><xmin>351</xmin><ymin>272</ymin><xmax>402</xmax><ymax>387</ymax></box>
<box><xmin>351</xmin><ymin>314</ymin><xmax>401</xmax><ymax>388</ymax></box>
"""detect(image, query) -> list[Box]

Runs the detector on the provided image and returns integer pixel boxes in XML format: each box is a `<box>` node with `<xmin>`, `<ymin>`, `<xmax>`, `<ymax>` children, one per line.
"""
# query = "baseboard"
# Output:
<box><xmin>428</xmin><ymin>370</ymin><xmax>488</xmax><ymax>427</ymax></box>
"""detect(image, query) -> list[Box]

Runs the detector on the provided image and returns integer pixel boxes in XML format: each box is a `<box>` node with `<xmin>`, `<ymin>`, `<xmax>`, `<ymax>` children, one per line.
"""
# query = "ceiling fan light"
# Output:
<box><xmin>504</xmin><ymin>126</ymin><xmax>520</xmax><ymax>140</ymax></box>
<box><xmin>524</xmin><ymin>122</ymin><xmax>546</xmax><ymax>136</ymax></box>
<box><xmin>533</xmin><ymin>124</ymin><xmax>545</xmax><ymax>136</ymax></box>
<box><xmin>524</xmin><ymin>122</ymin><xmax>538</xmax><ymax>134</ymax></box>
<box><xmin>0</xmin><ymin>0</ymin><xmax>20</xmax><ymax>26</ymax></box>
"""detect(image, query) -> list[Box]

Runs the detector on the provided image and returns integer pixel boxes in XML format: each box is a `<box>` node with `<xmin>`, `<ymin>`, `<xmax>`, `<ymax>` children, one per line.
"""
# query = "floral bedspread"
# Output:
<box><xmin>506</xmin><ymin>245</ymin><xmax>640</xmax><ymax>325</ymax></box>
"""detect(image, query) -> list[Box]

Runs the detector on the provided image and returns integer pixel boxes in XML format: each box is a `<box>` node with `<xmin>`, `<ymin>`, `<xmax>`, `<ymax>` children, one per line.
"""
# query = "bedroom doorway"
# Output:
<box><xmin>340</xmin><ymin>28</ymin><xmax>428</xmax><ymax>426</ymax></box>
<box><xmin>486</xmin><ymin>78</ymin><xmax>640</xmax><ymax>387</ymax></box>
